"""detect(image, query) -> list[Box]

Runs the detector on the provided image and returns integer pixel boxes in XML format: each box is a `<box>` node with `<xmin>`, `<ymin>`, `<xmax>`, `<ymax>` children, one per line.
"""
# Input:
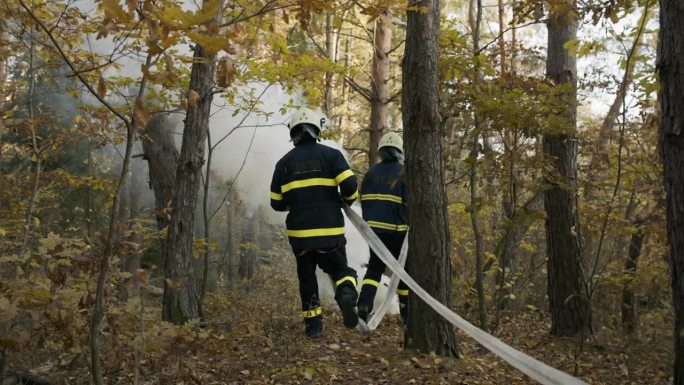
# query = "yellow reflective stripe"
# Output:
<box><xmin>362</xmin><ymin>279</ymin><xmax>379</xmax><ymax>287</ymax></box>
<box><xmin>281</xmin><ymin>178</ymin><xmax>337</xmax><ymax>193</ymax></box>
<box><xmin>367</xmin><ymin>220</ymin><xmax>408</xmax><ymax>232</ymax></box>
<box><xmin>335</xmin><ymin>169</ymin><xmax>354</xmax><ymax>184</ymax></box>
<box><xmin>270</xmin><ymin>191</ymin><xmax>283</xmax><ymax>200</ymax></box>
<box><xmin>302</xmin><ymin>307</ymin><xmax>322</xmax><ymax>318</ymax></box>
<box><xmin>397</xmin><ymin>289</ymin><xmax>409</xmax><ymax>296</ymax></box>
<box><xmin>360</xmin><ymin>193</ymin><xmax>403</xmax><ymax>204</ymax></box>
<box><xmin>345</xmin><ymin>190</ymin><xmax>359</xmax><ymax>200</ymax></box>
<box><xmin>287</xmin><ymin>227</ymin><xmax>345</xmax><ymax>238</ymax></box>
<box><xmin>335</xmin><ymin>276</ymin><xmax>357</xmax><ymax>288</ymax></box>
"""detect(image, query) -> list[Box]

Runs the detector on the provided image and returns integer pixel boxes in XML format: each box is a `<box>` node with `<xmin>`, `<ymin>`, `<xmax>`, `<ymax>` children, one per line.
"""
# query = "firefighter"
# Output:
<box><xmin>270</xmin><ymin>108</ymin><xmax>359</xmax><ymax>339</ymax></box>
<box><xmin>356</xmin><ymin>132</ymin><xmax>410</xmax><ymax>325</ymax></box>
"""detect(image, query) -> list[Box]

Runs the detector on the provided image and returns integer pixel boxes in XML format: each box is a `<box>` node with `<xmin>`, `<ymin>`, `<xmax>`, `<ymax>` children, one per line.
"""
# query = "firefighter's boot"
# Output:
<box><xmin>335</xmin><ymin>284</ymin><xmax>358</xmax><ymax>329</ymax></box>
<box><xmin>305</xmin><ymin>315</ymin><xmax>323</xmax><ymax>339</ymax></box>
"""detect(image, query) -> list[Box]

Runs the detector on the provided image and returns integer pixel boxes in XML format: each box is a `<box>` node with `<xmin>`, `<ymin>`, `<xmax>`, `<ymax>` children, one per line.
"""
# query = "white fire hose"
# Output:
<box><xmin>343</xmin><ymin>205</ymin><xmax>588</xmax><ymax>385</ymax></box>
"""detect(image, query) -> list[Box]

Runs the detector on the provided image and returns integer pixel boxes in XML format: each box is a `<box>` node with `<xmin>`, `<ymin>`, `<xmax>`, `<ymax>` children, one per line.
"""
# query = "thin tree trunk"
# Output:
<box><xmin>368</xmin><ymin>8</ymin><xmax>392</xmax><ymax>166</ymax></box>
<box><xmin>325</xmin><ymin>12</ymin><xmax>336</xmax><ymax>115</ymax></box>
<box><xmin>621</xmin><ymin>221</ymin><xmax>644</xmax><ymax>336</ymax></box>
<box><xmin>544</xmin><ymin>0</ymin><xmax>590</xmax><ymax>336</ymax></box>
<box><xmin>90</xmin><ymin>110</ymin><xmax>137</xmax><ymax>385</ymax></box>
<box><xmin>403</xmin><ymin>0</ymin><xmax>459</xmax><ymax>357</ymax></box>
<box><xmin>498</xmin><ymin>0</ymin><xmax>506</xmax><ymax>75</ymax></box>
<box><xmin>162</xmin><ymin>1</ymin><xmax>222</xmax><ymax>324</ymax></box>
<box><xmin>199</xmin><ymin>131</ymin><xmax>214</xmax><ymax>319</ymax></box>
<box><xmin>87</xmin><ymin>143</ymin><xmax>94</xmax><ymax>240</ymax></box>
<box><xmin>469</xmin><ymin>0</ymin><xmax>487</xmax><ymax>331</ymax></box>
<box><xmin>657</xmin><ymin>0</ymin><xmax>684</xmax><ymax>379</ymax></box>
<box><xmin>19</xmin><ymin>36</ymin><xmax>40</xmax><ymax>259</ymax></box>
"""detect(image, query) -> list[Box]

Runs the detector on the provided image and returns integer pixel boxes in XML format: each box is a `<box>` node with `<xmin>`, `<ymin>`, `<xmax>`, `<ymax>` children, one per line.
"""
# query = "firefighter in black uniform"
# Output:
<box><xmin>270</xmin><ymin>108</ymin><xmax>359</xmax><ymax>339</ymax></box>
<box><xmin>356</xmin><ymin>132</ymin><xmax>410</xmax><ymax>325</ymax></box>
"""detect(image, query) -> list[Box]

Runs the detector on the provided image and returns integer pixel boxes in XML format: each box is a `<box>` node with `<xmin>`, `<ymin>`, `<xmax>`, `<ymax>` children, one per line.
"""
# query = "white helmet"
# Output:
<box><xmin>378</xmin><ymin>132</ymin><xmax>403</xmax><ymax>153</ymax></box>
<box><xmin>288</xmin><ymin>108</ymin><xmax>326</xmax><ymax>133</ymax></box>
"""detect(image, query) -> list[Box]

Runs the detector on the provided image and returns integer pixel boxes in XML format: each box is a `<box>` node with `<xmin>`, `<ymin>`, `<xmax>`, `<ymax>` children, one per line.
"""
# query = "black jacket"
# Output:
<box><xmin>270</xmin><ymin>141</ymin><xmax>358</xmax><ymax>250</ymax></box>
<box><xmin>360</xmin><ymin>160</ymin><xmax>407</xmax><ymax>233</ymax></box>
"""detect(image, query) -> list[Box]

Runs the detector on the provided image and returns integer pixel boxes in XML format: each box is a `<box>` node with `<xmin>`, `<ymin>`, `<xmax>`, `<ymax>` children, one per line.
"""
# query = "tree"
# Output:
<box><xmin>658</xmin><ymin>0</ymin><xmax>684</xmax><ymax>379</ymax></box>
<box><xmin>161</xmin><ymin>0</ymin><xmax>223</xmax><ymax>324</ymax></box>
<box><xmin>402</xmin><ymin>0</ymin><xmax>458</xmax><ymax>357</ymax></box>
<box><xmin>368</xmin><ymin>7</ymin><xmax>392</xmax><ymax>166</ymax></box>
<box><xmin>544</xmin><ymin>0</ymin><xmax>590</xmax><ymax>336</ymax></box>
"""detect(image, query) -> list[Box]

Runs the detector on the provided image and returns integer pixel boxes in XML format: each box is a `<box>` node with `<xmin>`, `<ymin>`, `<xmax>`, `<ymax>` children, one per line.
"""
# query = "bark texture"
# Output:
<box><xmin>142</xmin><ymin>114</ymin><xmax>178</xmax><ymax>257</ymax></box>
<box><xmin>657</xmin><ymin>0</ymin><xmax>684</xmax><ymax>379</ymax></box>
<box><xmin>544</xmin><ymin>1</ymin><xmax>590</xmax><ymax>336</ymax></box>
<box><xmin>369</xmin><ymin>9</ymin><xmax>392</xmax><ymax>166</ymax></box>
<box><xmin>162</xmin><ymin>40</ymin><xmax>218</xmax><ymax>324</ymax></box>
<box><xmin>402</xmin><ymin>0</ymin><xmax>459</xmax><ymax>357</ymax></box>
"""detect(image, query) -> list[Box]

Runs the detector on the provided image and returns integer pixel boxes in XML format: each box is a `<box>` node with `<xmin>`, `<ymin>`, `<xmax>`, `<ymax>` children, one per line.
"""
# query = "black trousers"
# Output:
<box><xmin>358</xmin><ymin>231</ymin><xmax>409</xmax><ymax>316</ymax></box>
<box><xmin>294</xmin><ymin>246</ymin><xmax>358</xmax><ymax>323</ymax></box>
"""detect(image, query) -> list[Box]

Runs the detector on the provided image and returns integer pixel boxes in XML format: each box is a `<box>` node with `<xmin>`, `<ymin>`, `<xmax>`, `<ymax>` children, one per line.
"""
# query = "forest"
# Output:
<box><xmin>0</xmin><ymin>0</ymin><xmax>683</xmax><ymax>384</ymax></box>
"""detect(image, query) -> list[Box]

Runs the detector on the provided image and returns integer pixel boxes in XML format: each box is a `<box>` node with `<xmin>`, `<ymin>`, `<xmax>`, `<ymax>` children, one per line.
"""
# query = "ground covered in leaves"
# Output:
<box><xmin>5</xmin><ymin>252</ymin><xmax>673</xmax><ymax>385</ymax></box>
<box><xmin>138</xmin><ymin>257</ymin><xmax>671</xmax><ymax>385</ymax></box>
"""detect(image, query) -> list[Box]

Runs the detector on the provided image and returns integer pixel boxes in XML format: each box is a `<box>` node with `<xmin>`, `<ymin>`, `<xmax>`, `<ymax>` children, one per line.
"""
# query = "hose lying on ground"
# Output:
<box><xmin>343</xmin><ymin>205</ymin><xmax>589</xmax><ymax>385</ymax></box>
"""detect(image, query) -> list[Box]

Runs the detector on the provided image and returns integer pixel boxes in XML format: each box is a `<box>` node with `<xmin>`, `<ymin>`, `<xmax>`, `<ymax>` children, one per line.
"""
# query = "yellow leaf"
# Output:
<box><xmin>216</xmin><ymin>57</ymin><xmax>236</xmax><ymax>88</ymax></box>
<box><xmin>97</xmin><ymin>75</ymin><xmax>107</xmax><ymax>99</ymax></box>
<box><xmin>101</xmin><ymin>0</ymin><xmax>130</xmax><ymax>23</ymax></box>
<box><xmin>186</xmin><ymin>31</ymin><xmax>231</xmax><ymax>55</ymax></box>
<box><xmin>134</xmin><ymin>97</ymin><xmax>151</xmax><ymax>128</ymax></box>
<box><xmin>0</xmin><ymin>228</ymin><xmax>6</xmax><ymax>237</ymax></box>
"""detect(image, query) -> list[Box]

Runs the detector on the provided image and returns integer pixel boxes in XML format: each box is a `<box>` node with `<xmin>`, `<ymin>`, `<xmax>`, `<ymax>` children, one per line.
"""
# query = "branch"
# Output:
<box><xmin>208</xmin><ymin>125</ymin><xmax>258</xmax><ymax>221</ymax></box>
<box><xmin>18</xmin><ymin>0</ymin><xmax>132</xmax><ymax>128</ymax></box>
<box><xmin>476</xmin><ymin>19</ymin><xmax>545</xmax><ymax>55</ymax></box>
<box><xmin>211</xmin><ymin>83</ymin><xmax>272</xmax><ymax>151</ymax></box>
<box><xmin>344</xmin><ymin>76</ymin><xmax>372</xmax><ymax>101</ymax></box>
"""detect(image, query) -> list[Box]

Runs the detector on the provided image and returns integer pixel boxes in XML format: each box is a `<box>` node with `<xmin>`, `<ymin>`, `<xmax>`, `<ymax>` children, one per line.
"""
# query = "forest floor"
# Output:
<box><xmin>130</xmin><ymin>255</ymin><xmax>671</xmax><ymax>385</ymax></box>
<box><xmin>7</xmin><ymin>248</ymin><xmax>673</xmax><ymax>385</ymax></box>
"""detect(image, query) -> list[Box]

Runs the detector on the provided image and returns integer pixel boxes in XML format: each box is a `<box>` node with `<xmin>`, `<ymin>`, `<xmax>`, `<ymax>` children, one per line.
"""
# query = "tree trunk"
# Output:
<box><xmin>124</xmin><ymin>153</ymin><xmax>146</xmax><ymax>295</ymax></box>
<box><xmin>657</xmin><ymin>0</ymin><xmax>684</xmax><ymax>379</ymax></box>
<box><xmin>621</xmin><ymin>223</ymin><xmax>643</xmax><ymax>336</ymax></box>
<box><xmin>544</xmin><ymin>1</ymin><xmax>590</xmax><ymax>336</ymax></box>
<box><xmin>142</xmin><ymin>114</ymin><xmax>178</xmax><ymax>255</ymax></box>
<box><xmin>494</xmin><ymin>191</ymin><xmax>543</xmax><ymax>321</ymax></box>
<box><xmin>402</xmin><ymin>0</ymin><xmax>459</xmax><ymax>357</ymax></box>
<box><xmin>368</xmin><ymin>9</ymin><xmax>392</xmax><ymax>166</ymax></box>
<box><xmin>224</xmin><ymin>193</ymin><xmax>243</xmax><ymax>290</ymax></box>
<box><xmin>325</xmin><ymin>12</ymin><xmax>336</xmax><ymax>116</ymax></box>
<box><xmin>162</xmin><ymin>16</ymin><xmax>220</xmax><ymax>323</ymax></box>
<box><xmin>19</xmin><ymin>37</ymin><xmax>40</xmax><ymax>260</ymax></box>
<box><xmin>468</xmin><ymin>0</ymin><xmax>487</xmax><ymax>331</ymax></box>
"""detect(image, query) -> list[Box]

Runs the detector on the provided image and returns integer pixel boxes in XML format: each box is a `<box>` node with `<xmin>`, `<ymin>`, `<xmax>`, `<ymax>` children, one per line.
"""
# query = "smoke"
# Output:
<box><xmin>209</xmin><ymin>87</ymin><xmax>397</xmax><ymax>314</ymax></box>
<box><xmin>74</xmin><ymin>0</ymin><xmax>397</xmax><ymax>316</ymax></box>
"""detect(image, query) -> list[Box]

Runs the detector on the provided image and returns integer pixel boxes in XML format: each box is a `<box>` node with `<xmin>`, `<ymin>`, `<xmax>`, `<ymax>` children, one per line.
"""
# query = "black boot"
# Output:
<box><xmin>356</xmin><ymin>284</ymin><xmax>376</xmax><ymax>323</ymax></box>
<box><xmin>357</xmin><ymin>302</ymin><xmax>371</xmax><ymax>322</ymax></box>
<box><xmin>336</xmin><ymin>285</ymin><xmax>358</xmax><ymax>329</ymax></box>
<box><xmin>305</xmin><ymin>315</ymin><xmax>323</xmax><ymax>338</ymax></box>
